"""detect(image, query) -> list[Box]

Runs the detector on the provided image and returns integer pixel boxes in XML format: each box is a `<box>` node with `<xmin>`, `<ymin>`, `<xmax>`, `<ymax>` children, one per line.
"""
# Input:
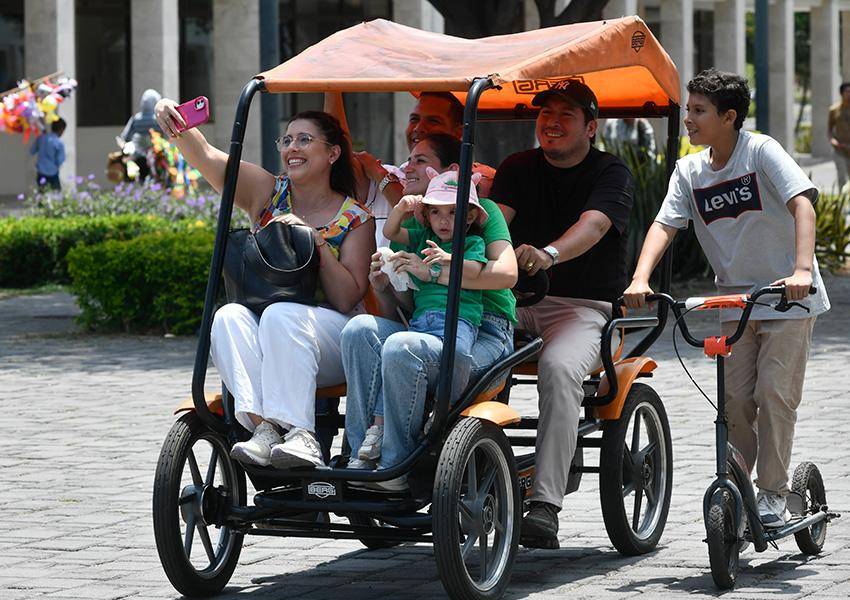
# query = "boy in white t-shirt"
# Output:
<box><xmin>623</xmin><ymin>69</ymin><xmax>830</xmax><ymax>528</ymax></box>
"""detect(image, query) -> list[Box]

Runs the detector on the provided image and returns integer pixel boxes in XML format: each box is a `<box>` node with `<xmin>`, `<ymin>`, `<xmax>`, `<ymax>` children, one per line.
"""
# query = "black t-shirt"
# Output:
<box><xmin>490</xmin><ymin>146</ymin><xmax>633</xmax><ymax>303</ymax></box>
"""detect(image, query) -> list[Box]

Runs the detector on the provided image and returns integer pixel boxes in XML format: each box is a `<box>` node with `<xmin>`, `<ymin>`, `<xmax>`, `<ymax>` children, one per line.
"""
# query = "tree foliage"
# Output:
<box><xmin>426</xmin><ymin>0</ymin><xmax>611</xmax><ymax>38</ymax></box>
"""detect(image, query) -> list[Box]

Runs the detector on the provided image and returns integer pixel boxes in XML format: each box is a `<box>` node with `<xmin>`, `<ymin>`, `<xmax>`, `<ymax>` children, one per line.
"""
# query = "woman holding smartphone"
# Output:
<box><xmin>155</xmin><ymin>99</ymin><xmax>375</xmax><ymax>469</ymax></box>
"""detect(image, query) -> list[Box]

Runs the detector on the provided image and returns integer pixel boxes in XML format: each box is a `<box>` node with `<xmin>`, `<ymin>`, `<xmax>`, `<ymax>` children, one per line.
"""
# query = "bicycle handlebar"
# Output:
<box><xmin>623</xmin><ymin>285</ymin><xmax>816</xmax><ymax>351</ymax></box>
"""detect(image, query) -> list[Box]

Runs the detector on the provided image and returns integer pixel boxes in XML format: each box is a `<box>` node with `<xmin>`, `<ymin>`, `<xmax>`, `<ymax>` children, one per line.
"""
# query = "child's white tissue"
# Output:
<box><xmin>377</xmin><ymin>247</ymin><xmax>418</xmax><ymax>292</ymax></box>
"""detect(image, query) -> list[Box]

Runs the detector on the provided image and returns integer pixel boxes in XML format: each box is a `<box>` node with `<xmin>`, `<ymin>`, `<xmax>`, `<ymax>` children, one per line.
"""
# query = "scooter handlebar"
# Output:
<box><xmin>618</xmin><ymin>285</ymin><xmax>817</xmax><ymax>350</ymax></box>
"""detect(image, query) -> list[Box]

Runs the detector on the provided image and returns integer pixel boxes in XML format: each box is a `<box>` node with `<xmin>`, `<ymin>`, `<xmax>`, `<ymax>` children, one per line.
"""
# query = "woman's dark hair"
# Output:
<box><xmin>687</xmin><ymin>68</ymin><xmax>750</xmax><ymax>130</ymax></box>
<box><xmin>288</xmin><ymin>110</ymin><xmax>357</xmax><ymax>199</ymax></box>
<box><xmin>419</xmin><ymin>133</ymin><xmax>461</xmax><ymax>168</ymax></box>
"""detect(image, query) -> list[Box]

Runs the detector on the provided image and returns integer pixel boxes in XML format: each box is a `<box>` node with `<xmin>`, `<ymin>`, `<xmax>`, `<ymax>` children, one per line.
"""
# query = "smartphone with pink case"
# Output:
<box><xmin>175</xmin><ymin>96</ymin><xmax>210</xmax><ymax>132</ymax></box>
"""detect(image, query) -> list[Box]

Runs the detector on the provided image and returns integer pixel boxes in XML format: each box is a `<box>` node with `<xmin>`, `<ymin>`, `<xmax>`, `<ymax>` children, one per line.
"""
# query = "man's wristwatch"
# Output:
<box><xmin>542</xmin><ymin>245</ymin><xmax>559</xmax><ymax>267</ymax></box>
<box><xmin>378</xmin><ymin>172</ymin><xmax>399</xmax><ymax>194</ymax></box>
<box><xmin>429</xmin><ymin>263</ymin><xmax>442</xmax><ymax>283</ymax></box>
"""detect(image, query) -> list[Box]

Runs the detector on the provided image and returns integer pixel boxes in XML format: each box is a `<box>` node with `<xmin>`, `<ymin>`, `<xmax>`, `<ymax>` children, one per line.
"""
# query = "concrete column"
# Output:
<box><xmin>842</xmin><ymin>11</ymin><xmax>850</xmax><ymax>82</ymax></box>
<box><xmin>768</xmin><ymin>0</ymin><xmax>794</xmax><ymax>150</ymax></box>
<box><xmin>524</xmin><ymin>0</ymin><xmax>539</xmax><ymax>30</ymax></box>
<box><xmin>811</xmin><ymin>0</ymin><xmax>841</xmax><ymax>157</ymax></box>
<box><xmin>603</xmin><ymin>0</ymin><xmax>639</xmax><ymax>20</ymax></box>
<box><xmin>130</xmin><ymin>0</ymin><xmax>179</xmax><ymax>103</ymax></box>
<box><xmin>391</xmin><ymin>0</ymin><xmax>444</xmax><ymax>164</ymax></box>
<box><xmin>713</xmin><ymin>0</ymin><xmax>745</xmax><ymax>75</ymax></box>
<box><xmin>24</xmin><ymin>0</ymin><xmax>76</xmax><ymax>183</ymax></box>
<box><xmin>660</xmin><ymin>0</ymin><xmax>693</xmax><ymax>114</ymax></box>
<box><xmin>213</xmin><ymin>0</ymin><xmax>261</xmax><ymax>165</ymax></box>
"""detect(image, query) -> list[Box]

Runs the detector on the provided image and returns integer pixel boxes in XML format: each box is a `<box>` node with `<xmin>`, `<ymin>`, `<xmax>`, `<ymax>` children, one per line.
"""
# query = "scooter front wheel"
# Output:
<box><xmin>706</xmin><ymin>489</ymin><xmax>739</xmax><ymax>589</ymax></box>
<box><xmin>792</xmin><ymin>462</ymin><xmax>827</xmax><ymax>555</ymax></box>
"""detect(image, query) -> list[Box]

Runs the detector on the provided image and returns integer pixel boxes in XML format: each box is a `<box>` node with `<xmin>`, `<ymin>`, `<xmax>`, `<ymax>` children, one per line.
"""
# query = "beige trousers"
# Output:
<box><xmin>721</xmin><ymin>317</ymin><xmax>816</xmax><ymax>496</ymax></box>
<box><xmin>517</xmin><ymin>296</ymin><xmax>612</xmax><ymax>509</ymax></box>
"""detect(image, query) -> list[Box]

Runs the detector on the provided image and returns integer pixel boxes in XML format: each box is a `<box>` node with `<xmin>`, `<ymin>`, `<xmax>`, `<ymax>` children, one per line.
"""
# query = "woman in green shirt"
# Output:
<box><xmin>340</xmin><ymin>133</ymin><xmax>518</xmax><ymax>491</ymax></box>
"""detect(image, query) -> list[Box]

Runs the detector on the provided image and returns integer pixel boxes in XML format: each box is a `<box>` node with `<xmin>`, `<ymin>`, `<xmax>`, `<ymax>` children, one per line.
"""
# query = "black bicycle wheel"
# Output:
<box><xmin>599</xmin><ymin>383</ymin><xmax>673</xmax><ymax>555</ymax></box>
<box><xmin>153</xmin><ymin>412</ymin><xmax>246</xmax><ymax>597</ymax></box>
<box><xmin>792</xmin><ymin>462</ymin><xmax>828</xmax><ymax>555</ymax></box>
<box><xmin>433</xmin><ymin>418</ymin><xmax>520</xmax><ymax>600</ymax></box>
<box><xmin>706</xmin><ymin>489</ymin><xmax>739</xmax><ymax>590</ymax></box>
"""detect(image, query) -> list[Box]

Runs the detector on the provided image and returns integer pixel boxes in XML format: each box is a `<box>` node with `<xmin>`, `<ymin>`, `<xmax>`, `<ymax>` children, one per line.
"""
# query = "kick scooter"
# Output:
<box><xmin>640</xmin><ymin>285</ymin><xmax>839</xmax><ymax>589</ymax></box>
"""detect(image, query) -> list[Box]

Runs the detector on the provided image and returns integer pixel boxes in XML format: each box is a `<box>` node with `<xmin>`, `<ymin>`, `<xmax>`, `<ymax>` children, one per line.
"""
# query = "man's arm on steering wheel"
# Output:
<box><xmin>499</xmin><ymin>203</ymin><xmax>612</xmax><ymax>276</ymax></box>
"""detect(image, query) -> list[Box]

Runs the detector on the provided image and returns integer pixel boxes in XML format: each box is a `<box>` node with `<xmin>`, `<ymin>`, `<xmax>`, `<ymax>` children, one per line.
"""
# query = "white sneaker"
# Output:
<box><xmin>347</xmin><ymin>457</ymin><xmax>376</xmax><ymax>470</ymax></box>
<box><xmin>270</xmin><ymin>427</ymin><xmax>325</xmax><ymax>468</ymax></box>
<box><xmin>365</xmin><ymin>474</ymin><xmax>409</xmax><ymax>493</ymax></box>
<box><xmin>757</xmin><ymin>491</ymin><xmax>788</xmax><ymax>529</ymax></box>
<box><xmin>357</xmin><ymin>424</ymin><xmax>384</xmax><ymax>460</ymax></box>
<box><xmin>346</xmin><ymin>457</ymin><xmax>376</xmax><ymax>488</ymax></box>
<box><xmin>230</xmin><ymin>421</ymin><xmax>281</xmax><ymax>466</ymax></box>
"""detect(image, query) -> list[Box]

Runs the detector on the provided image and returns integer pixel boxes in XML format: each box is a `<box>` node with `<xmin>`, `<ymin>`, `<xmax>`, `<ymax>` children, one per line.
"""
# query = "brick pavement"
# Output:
<box><xmin>0</xmin><ymin>275</ymin><xmax>848</xmax><ymax>600</ymax></box>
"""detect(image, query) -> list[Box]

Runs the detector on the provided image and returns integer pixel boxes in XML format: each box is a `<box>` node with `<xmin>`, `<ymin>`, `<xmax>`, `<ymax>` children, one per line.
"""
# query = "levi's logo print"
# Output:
<box><xmin>693</xmin><ymin>173</ymin><xmax>762</xmax><ymax>225</ymax></box>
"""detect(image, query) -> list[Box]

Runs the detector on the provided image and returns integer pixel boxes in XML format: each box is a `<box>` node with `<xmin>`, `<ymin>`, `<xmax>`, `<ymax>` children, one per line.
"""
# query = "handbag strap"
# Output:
<box><xmin>244</xmin><ymin>223</ymin><xmax>317</xmax><ymax>276</ymax></box>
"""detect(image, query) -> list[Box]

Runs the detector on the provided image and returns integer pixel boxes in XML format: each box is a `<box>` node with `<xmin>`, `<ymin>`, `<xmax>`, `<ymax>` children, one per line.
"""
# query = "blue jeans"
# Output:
<box><xmin>340</xmin><ymin>311</ymin><xmax>513</xmax><ymax>468</ymax></box>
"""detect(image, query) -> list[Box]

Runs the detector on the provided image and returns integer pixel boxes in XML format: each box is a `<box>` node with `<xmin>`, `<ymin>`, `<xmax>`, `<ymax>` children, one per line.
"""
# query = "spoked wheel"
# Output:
<box><xmin>792</xmin><ymin>462</ymin><xmax>828</xmax><ymax>555</ymax></box>
<box><xmin>433</xmin><ymin>418</ymin><xmax>520</xmax><ymax>600</ymax></box>
<box><xmin>348</xmin><ymin>514</ymin><xmax>402</xmax><ymax>550</ymax></box>
<box><xmin>153</xmin><ymin>412</ymin><xmax>246</xmax><ymax>597</ymax></box>
<box><xmin>706</xmin><ymin>489</ymin><xmax>739</xmax><ymax>589</ymax></box>
<box><xmin>599</xmin><ymin>383</ymin><xmax>673</xmax><ymax>555</ymax></box>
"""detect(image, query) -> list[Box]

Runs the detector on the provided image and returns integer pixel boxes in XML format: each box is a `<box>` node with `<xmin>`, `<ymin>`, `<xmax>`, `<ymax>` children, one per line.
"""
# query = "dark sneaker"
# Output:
<box><xmin>520</xmin><ymin>501</ymin><xmax>560</xmax><ymax>549</ymax></box>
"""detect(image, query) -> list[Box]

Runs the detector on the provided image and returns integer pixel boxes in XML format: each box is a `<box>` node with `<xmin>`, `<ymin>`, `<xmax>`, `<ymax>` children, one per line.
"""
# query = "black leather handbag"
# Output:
<box><xmin>222</xmin><ymin>221</ymin><xmax>320</xmax><ymax>314</ymax></box>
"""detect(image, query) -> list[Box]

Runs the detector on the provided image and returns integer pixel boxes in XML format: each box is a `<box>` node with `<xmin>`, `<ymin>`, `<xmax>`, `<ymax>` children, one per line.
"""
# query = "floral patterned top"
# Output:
<box><xmin>254</xmin><ymin>175</ymin><xmax>372</xmax><ymax>259</ymax></box>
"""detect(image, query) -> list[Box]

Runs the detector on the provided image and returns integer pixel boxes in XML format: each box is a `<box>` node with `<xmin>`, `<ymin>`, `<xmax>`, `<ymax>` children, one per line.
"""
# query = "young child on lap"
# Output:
<box><xmin>349</xmin><ymin>168</ymin><xmax>489</xmax><ymax>468</ymax></box>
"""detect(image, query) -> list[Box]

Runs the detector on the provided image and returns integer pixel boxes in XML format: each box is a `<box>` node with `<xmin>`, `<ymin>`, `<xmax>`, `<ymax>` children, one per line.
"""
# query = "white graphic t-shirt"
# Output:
<box><xmin>656</xmin><ymin>130</ymin><xmax>829</xmax><ymax>321</ymax></box>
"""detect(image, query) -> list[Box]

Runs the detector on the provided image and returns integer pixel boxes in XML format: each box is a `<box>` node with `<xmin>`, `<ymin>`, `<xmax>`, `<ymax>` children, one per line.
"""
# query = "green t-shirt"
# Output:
<box><xmin>392</xmin><ymin>197</ymin><xmax>517</xmax><ymax>323</ymax></box>
<box><xmin>406</xmin><ymin>228</ymin><xmax>487</xmax><ymax>327</ymax></box>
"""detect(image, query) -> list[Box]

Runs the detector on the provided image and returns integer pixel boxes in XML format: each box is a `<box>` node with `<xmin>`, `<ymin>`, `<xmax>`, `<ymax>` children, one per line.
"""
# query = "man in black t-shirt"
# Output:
<box><xmin>491</xmin><ymin>79</ymin><xmax>633</xmax><ymax>549</ymax></box>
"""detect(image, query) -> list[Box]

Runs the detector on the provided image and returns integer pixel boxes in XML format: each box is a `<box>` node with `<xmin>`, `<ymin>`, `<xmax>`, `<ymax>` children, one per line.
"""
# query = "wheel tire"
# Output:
<box><xmin>599</xmin><ymin>383</ymin><xmax>673</xmax><ymax>555</ymax></box>
<box><xmin>433</xmin><ymin>418</ymin><xmax>520</xmax><ymax>600</ymax></box>
<box><xmin>792</xmin><ymin>462</ymin><xmax>828</xmax><ymax>555</ymax></box>
<box><xmin>706</xmin><ymin>489</ymin><xmax>739</xmax><ymax>589</ymax></box>
<box><xmin>153</xmin><ymin>413</ymin><xmax>246</xmax><ymax>597</ymax></box>
<box><xmin>347</xmin><ymin>514</ymin><xmax>402</xmax><ymax>550</ymax></box>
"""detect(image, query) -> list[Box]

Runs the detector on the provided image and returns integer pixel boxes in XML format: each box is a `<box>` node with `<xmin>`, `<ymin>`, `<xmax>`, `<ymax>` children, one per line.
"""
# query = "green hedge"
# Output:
<box><xmin>0</xmin><ymin>214</ymin><xmax>175</xmax><ymax>287</ymax></box>
<box><xmin>67</xmin><ymin>229</ymin><xmax>214</xmax><ymax>334</ymax></box>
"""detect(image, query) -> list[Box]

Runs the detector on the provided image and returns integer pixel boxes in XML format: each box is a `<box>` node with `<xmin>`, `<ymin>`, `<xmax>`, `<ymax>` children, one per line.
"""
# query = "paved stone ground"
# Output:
<box><xmin>1</xmin><ymin>276</ymin><xmax>848</xmax><ymax>600</ymax></box>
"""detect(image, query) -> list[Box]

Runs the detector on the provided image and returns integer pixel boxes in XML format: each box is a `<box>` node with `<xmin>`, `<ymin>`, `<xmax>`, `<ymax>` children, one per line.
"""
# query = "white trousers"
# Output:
<box><xmin>210</xmin><ymin>302</ymin><xmax>350</xmax><ymax>433</ymax></box>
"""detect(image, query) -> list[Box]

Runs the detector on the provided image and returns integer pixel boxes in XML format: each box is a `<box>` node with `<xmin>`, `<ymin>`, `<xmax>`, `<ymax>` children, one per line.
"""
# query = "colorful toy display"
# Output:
<box><xmin>0</xmin><ymin>74</ymin><xmax>77</xmax><ymax>141</ymax></box>
<box><xmin>148</xmin><ymin>130</ymin><xmax>201</xmax><ymax>198</ymax></box>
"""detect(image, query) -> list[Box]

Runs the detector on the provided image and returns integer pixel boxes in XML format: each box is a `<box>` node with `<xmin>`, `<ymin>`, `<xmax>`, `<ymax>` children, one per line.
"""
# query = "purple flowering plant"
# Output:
<box><xmin>22</xmin><ymin>176</ymin><xmax>249</xmax><ymax>228</ymax></box>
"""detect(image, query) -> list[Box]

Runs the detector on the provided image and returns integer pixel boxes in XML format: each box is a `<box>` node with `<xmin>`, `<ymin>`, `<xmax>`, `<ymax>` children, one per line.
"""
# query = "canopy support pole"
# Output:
<box><xmin>429</xmin><ymin>78</ymin><xmax>495</xmax><ymax>438</ymax></box>
<box><xmin>192</xmin><ymin>78</ymin><xmax>265</xmax><ymax>433</ymax></box>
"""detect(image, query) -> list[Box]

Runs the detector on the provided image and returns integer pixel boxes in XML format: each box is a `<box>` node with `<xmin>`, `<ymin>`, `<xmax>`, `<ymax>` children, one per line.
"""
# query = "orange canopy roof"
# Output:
<box><xmin>257</xmin><ymin>16</ymin><xmax>679</xmax><ymax>113</ymax></box>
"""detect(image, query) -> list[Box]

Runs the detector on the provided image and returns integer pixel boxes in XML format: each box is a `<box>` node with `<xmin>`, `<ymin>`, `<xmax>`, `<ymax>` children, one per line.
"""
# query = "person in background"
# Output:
<box><xmin>30</xmin><ymin>117</ymin><xmax>66</xmax><ymax>190</ymax></box>
<box><xmin>602</xmin><ymin>117</ymin><xmax>656</xmax><ymax>160</ymax></box>
<box><xmin>120</xmin><ymin>89</ymin><xmax>163</xmax><ymax>180</ymax></box>
<box><xmin>827</xmin><ymin>81</ymin><xmax>850</xmax><ymax>191</ymax></box>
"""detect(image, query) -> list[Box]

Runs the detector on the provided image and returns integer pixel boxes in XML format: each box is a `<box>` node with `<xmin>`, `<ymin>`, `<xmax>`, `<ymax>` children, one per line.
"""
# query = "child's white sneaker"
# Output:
<box><xmin>347</xmin><ymin>457</ymin><xmax>376</xmax><ymax>470</ymax></box>
<box><xmin>365</xmin><ymin>474</ymin><xmax>409</xmax><ymax>493</ymax></box>
<box><xmin>757</xmin><ymin>491</ymin><xmax>788</xmax><ymax>529</ymax></box>
<box><xmin>270</xmin><ymin>427</ymin><xmax>325</xmax><ymax>468</ymax></box>
<box><xmin>230</xmin><ymin>421</ymin><xmax>281</xmax><ymax>466</ymax></box>
<box><xmin>357</xmin><ymin>424</ymin><xmax>384</xmax><ymax>460</ymax></box>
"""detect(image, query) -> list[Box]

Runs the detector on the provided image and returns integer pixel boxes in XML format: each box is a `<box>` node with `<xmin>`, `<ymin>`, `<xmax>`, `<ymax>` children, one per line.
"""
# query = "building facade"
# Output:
<box><xmin>0</xmin><ymin>0</ymin><xmax>848</xmax><ymax>196</ymax></box>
